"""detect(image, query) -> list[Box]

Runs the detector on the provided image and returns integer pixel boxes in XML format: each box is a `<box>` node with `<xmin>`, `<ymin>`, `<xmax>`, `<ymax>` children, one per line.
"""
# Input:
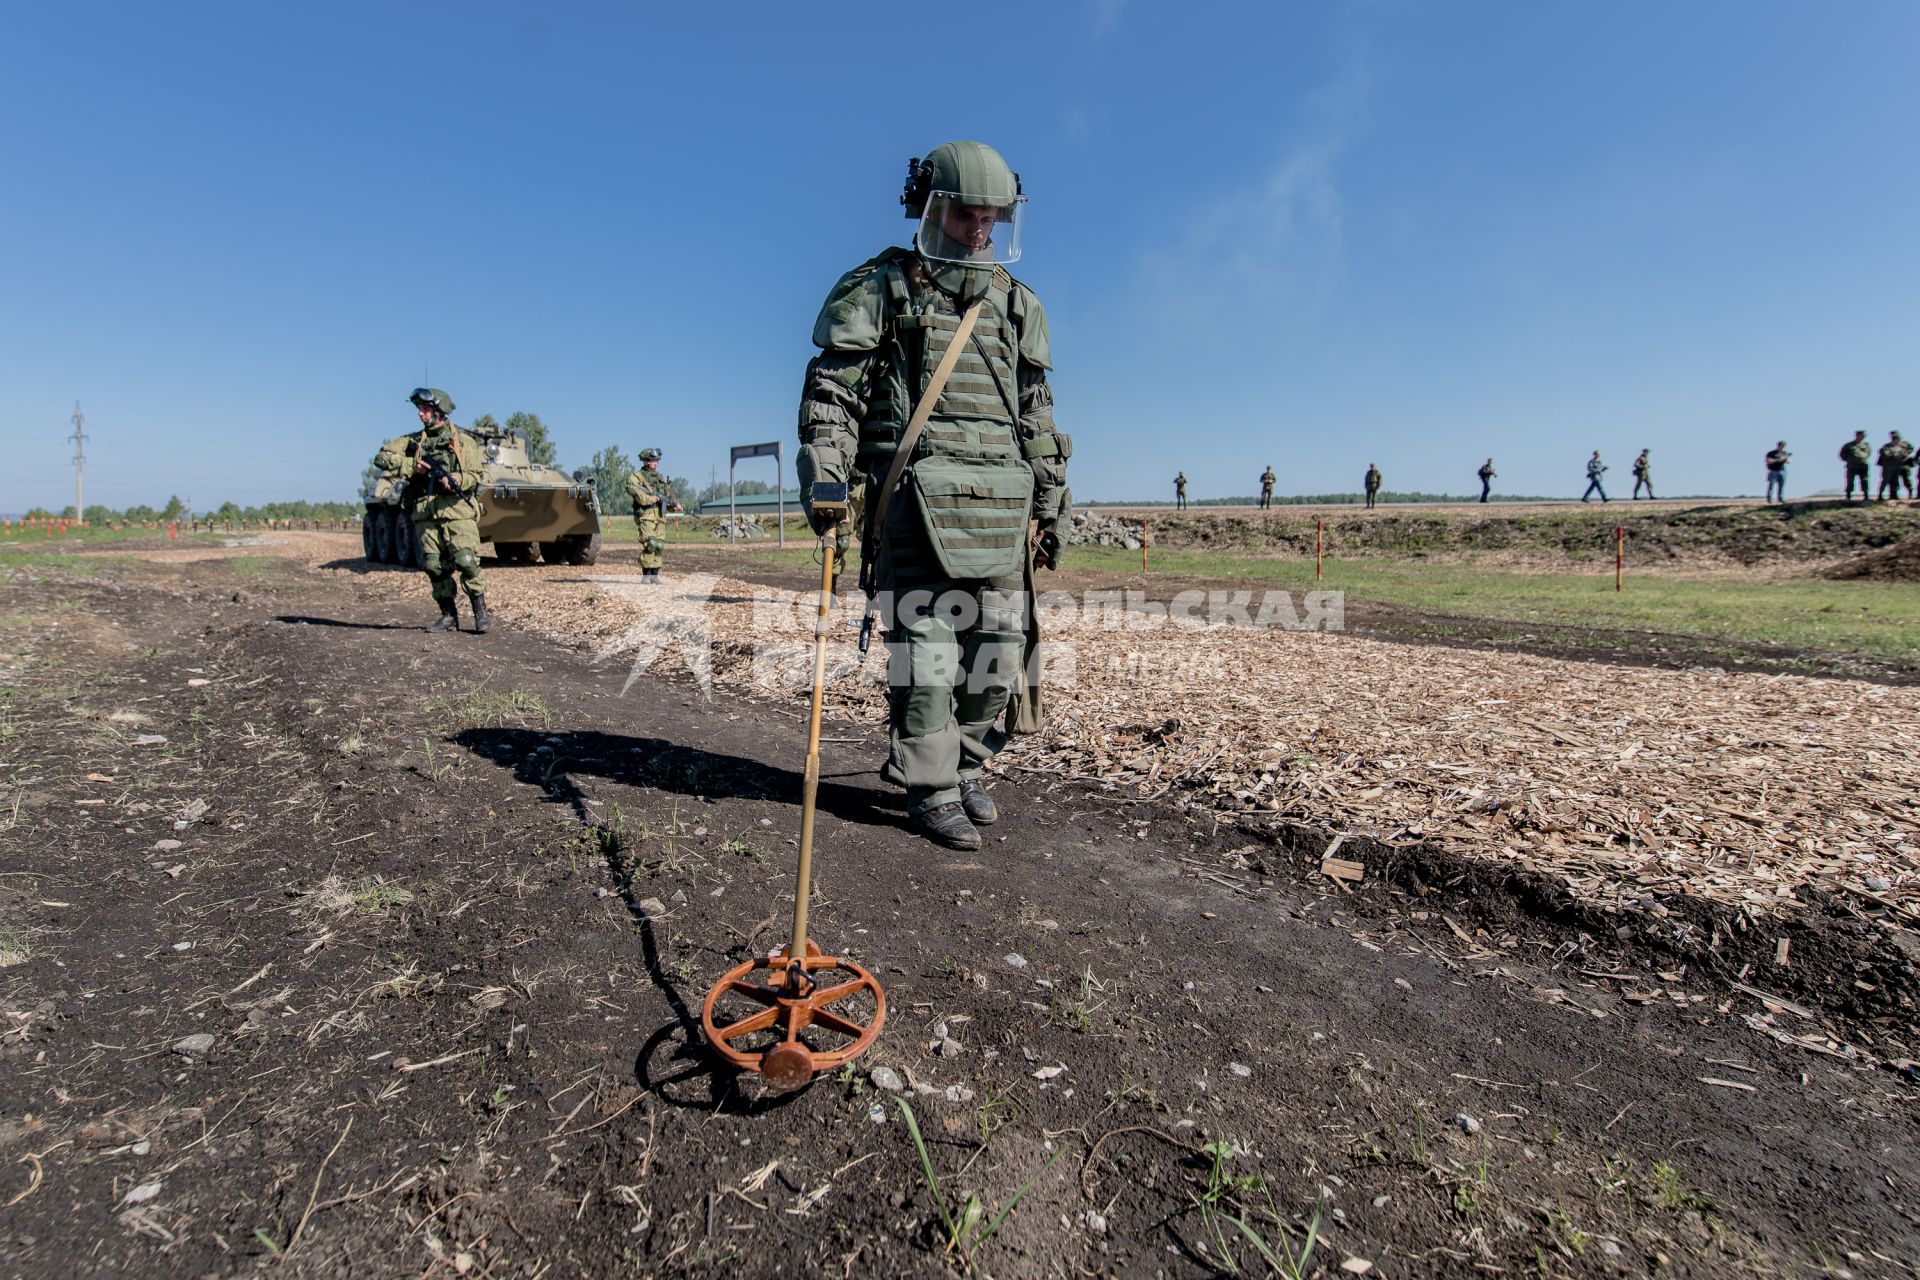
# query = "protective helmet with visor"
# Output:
<box><xmin>901</xmin><ymin>140</ymin><xmax>1025</xmax><ymax>266</ymax></box>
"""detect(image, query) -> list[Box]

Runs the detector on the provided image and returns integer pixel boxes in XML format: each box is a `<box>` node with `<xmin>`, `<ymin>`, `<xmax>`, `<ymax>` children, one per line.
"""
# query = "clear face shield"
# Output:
<box><xmin>915</xmin><ymin>190</ymin><xmax>1026</xmax><ymax>265</ymax></box>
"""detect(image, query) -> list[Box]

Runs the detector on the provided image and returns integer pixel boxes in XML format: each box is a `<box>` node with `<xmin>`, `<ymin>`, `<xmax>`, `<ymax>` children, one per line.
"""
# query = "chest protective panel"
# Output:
<box><xmin>898</xmin><ymin>271</ymin><xmax>1032</xmax><ymax>580</ymax></box>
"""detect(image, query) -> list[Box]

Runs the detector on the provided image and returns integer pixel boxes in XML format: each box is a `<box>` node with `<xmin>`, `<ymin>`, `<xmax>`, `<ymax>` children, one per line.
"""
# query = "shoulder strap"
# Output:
<box><xmin>867</xmin><ymin>298</ymin><xmax>984</xmax><ymax>557</ymax></box>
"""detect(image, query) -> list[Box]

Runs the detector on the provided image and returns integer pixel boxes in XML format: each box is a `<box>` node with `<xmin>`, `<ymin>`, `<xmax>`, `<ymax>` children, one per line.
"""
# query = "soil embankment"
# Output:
<box><xmin>1090</xmin><ymin>501</ymin><xmax>1920</xmax><ymax>569</ymax></box>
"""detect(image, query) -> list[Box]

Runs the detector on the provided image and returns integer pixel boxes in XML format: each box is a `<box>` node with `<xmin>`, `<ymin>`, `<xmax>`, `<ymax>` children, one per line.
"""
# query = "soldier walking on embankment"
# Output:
<box><xmin>1583</xmin><ymin>451</ymin><xmax>1611</xmax><ymax>503</ymax></box>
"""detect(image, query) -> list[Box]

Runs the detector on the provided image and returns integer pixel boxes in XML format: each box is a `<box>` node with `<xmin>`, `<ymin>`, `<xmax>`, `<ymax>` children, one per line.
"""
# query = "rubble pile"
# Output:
<box><xmin>1065</xmin><ymin>510</ymin><xmax>1145</xmax><ymax>550</ymax></box>
<box><xmin>707</xmin><ymin>516</ymin><xmax>767</xmax><ymax>541</ymax></box>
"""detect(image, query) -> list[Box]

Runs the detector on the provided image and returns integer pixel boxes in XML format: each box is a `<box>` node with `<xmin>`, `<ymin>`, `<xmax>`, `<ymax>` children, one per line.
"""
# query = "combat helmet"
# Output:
<box><xmin>902</xmin><ymin>141</ymin><xmax>1025</xmax><ymax>266</ymax></box>
<box><xmin>639</xmin><ymin>448</ymin><xmax>662</xmax><ymax>462</ymax></box>
<box><xmin>409</xmin><ymin>387</ymin><xmax>455</xmax><ymax>416</ymax></box>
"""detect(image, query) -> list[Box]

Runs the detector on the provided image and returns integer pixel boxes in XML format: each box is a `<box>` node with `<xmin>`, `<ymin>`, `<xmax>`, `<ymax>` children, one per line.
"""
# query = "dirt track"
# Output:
<box><xmin>2</xmin><ymin>542</ymin><xmax>1917</xmax><ymax>1277</ymax></box>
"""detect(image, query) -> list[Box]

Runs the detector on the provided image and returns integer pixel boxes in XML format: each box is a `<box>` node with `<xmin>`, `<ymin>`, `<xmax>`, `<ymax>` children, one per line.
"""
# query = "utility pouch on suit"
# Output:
<box><xmin>909</xmin><ymin>457</ymin><xmax>1034</xmax><ymax>581</ymax></box>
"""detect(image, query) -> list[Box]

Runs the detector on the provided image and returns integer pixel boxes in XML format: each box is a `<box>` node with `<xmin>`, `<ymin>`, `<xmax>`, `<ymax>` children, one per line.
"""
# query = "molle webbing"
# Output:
<box><xmin>854</xmin><ymin>265</ymin><xmax>1019</xmax><ymax>465</ymax></box>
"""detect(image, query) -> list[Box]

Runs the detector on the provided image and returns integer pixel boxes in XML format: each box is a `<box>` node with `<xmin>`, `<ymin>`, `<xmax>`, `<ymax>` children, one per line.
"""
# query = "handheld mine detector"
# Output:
<box><xmin>700</xmin><ymin>484</ymin><xmax>886</xmax><ymax>1090</ymax></box>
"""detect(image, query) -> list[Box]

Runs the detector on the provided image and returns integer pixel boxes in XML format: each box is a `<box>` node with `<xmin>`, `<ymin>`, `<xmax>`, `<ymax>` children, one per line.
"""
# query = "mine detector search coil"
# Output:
<box><xmin>700</xmin><ymin>489</ymin><xmax>884</xmax><ymax>1091</ymax></box>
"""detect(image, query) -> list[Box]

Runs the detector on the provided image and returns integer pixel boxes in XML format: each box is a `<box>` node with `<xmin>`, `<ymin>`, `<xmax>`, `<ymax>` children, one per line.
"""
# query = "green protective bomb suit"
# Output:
<box><xmin>626</xmin><ymin>455</ymin><xmax>672</xmax><ymax>572</ymax></box>
<box><xmin>376</xmin><ymin>413</ymin><xmax>487</xmax><ymax>604</ymax></box>
<box><xmin>796</xmin><ymin>141</ymin><xmax>1070</xmax><ymax>819</ymax></box>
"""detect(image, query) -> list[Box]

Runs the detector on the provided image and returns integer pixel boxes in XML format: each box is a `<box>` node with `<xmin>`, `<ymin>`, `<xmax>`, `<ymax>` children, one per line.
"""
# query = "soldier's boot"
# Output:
<box><xmin>911</xmin><ymin>803</ymin><xmax>981</xmax><ymax>851</ymax></box>
<box><xmin>428</xmin><ymin>596</ymin><xmax>459</xmax><ymax>632</ymax></box>
<box><xmin>642</xmin><ymin>568</ymin><xmax>660</xmax><ymax>585</ymax></box>
<box><xmin>959</xmin><ymin>778</ymin><xmax>998</xmax><ymax>826</ymax></box>
<box><xmin>470</xmin><ymin>594</ymin><xmax>493</xmax><ymax>635</ymax></box>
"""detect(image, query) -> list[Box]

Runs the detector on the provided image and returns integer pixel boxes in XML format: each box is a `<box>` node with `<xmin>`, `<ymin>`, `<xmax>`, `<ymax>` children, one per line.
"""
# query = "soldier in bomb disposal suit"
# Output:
<box><xmin>375</xmin><ymin>388</ymin><xmax>491</xmax><ymax>633</ymax></box>
<box><xmin>795</xmin><ymin>140</ymin><xmax>1069</xmax><ymax>850</ymax></box>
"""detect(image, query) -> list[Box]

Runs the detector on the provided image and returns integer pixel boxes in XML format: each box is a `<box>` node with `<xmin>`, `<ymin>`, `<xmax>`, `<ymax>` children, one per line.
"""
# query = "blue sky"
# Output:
<box><xmin>3</xmin><ymin>1</ymin><xmax>1916</xmax><ymax>511</ymax></box>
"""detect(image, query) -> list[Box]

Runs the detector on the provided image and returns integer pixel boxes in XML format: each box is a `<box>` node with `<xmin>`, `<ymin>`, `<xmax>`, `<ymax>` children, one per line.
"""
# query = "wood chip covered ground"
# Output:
<box><xmin>282</xmin><ymin>537</ymin><xmax>1920</xmax><ymax>920</ymax></box>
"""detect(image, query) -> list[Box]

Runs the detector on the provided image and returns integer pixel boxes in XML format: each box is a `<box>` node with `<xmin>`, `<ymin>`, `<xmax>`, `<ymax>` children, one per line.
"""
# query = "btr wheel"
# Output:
<box><xmin>563</xmin><ymin>532</ymin><xmax>601</xmax><ymax>566</ymax></box>
<box><xmin>371</xmin><ymin>509</ymin><xmax>395</xmax><ymax>563</ymax></box>
<box><xmin>361</xmin><ymin>514</ymin><xmax>376</xmax><ymax>561</ymax></box>
<box><xmin>397</xmin><ymin>514</ymin><xmax>418</xmax><ymax>567</ymax></box>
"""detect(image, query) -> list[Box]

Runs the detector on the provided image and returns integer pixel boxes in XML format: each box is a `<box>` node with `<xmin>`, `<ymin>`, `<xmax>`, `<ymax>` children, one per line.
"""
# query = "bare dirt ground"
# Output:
<box><xmin>2</xmin><ymin>536</ymin><xmax>1916</xmax><ymax>1278</ymax></box>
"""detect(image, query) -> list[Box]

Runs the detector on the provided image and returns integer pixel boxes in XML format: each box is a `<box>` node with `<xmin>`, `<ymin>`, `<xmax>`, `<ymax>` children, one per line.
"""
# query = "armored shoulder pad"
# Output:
<box><xmin>1006</xmin><ymin>277</ymin><xmax>1052</xmax><ymax>371</ymax></box>
<box><xmin>811</xmin><ymin>248</ymin><xmax>912</xmax><ymax>353</ymax></box>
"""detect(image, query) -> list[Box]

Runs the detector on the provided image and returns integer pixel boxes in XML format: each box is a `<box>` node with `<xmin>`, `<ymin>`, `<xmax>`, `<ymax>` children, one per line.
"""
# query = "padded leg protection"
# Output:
<box><xmin>883</xmin><ymin>612</ymin><xmax>963</xmax><ymax>808</ymax></box>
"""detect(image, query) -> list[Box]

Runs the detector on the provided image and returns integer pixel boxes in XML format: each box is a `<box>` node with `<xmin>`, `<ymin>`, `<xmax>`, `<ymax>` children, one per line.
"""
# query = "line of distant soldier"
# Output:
<box><xmin>1180</xmin><ymin>433</ymin><xmax>1916</xmax><ymax>507</ymax></box>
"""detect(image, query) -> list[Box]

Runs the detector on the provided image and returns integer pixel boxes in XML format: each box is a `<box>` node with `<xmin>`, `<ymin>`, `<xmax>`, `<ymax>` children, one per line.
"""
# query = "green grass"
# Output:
<box><xmin>227</xmin><ymin>555</ymin><xmax>298</xmax><ymax>579</ymax></box>
<box><xmin>427</xmin><ymin>687</ymin><xmax>553</xmax><ymax>731</ymax></box>
<box><xmin>1068</xmin><ymin>546</ymin><xmax>1920</xmax><ymax>665</ymax></box>
<box><xmin>0</xmin><ymin>545</ymin><xmax>142</xmax><ymax>576</ymax></box>
<box><xmin>897</xmin><ymin>1098</ymin><xmax>1059</xmax><ymax>1270</ymax></box>
<box><xmin>0</xmin><ymin>522</ymin><xmax>229</xmax><ymax>548</ymax></box>
<box><xmin>0</xmin><ymin>927</ymin><xmax>34</xmax><ymax>967</ymax></box>
<box><xmin>353</xmin><ymin>878</ymin><xmax>415</xmax><ymax>913</ymax></box>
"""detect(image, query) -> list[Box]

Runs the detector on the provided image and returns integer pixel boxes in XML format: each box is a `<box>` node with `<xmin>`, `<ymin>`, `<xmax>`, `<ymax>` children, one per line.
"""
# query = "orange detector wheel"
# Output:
<box><xmin>700</xmin><ymin>940</ymin><xmax>887</xmax><ymax>1091</ymax></box>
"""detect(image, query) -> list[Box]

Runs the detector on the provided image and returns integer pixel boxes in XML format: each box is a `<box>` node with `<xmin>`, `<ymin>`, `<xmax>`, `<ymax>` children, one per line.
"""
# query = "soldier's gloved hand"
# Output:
<box><xmin>1032</xmin><ymin>518</ymin><xmax>1063</xmax><ymax>570</ymax></box>
<box><xmin>805</xmin><ymin>497</ymin><xmax>841</xmax><ymax>538</ymax></box>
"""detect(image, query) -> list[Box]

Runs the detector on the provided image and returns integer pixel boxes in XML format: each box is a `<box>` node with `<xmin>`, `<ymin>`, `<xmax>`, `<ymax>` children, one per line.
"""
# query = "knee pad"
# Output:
<box><xmin>453</xmin><ymin>549</ymin><xmax>481</xmax><ymax>573</ymax></box>
<box><xmin>420</xmin><ymin>551</ymin><xmax>446</xmax><ymax>576</ymax></box>
<box><xmin>644</xmin><ymin>538</ymin><xmax>664</xmax><ymax>555</ymax></box>
<box><xmin>900</xmin><ymin>682</ymin><xmax>954</xmax><ymax>738</ymax></box>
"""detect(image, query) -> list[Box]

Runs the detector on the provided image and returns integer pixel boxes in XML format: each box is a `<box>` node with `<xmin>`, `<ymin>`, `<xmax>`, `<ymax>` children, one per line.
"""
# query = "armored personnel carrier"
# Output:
<box><xmin>362</xmin><ymin>425</ymin><xmax>601</xmax><ymax>566</ymax></box>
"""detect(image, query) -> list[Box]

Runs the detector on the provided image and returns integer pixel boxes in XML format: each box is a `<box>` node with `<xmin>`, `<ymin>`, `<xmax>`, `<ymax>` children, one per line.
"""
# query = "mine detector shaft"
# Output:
<box><xmin>700</xmin><ymin>485</ymin><xmax>887</xmax><ymax>1090</ymax></box>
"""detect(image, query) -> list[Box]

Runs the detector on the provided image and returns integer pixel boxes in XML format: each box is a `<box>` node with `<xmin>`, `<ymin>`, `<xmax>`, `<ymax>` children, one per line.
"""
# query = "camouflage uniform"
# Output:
<box><xmin>376</xmin><ymin>389</ymin><xmax>489</xmax><ymax>631</ymax></box>
<box><xmin>1841</xmin><ymin>432</ymin><xmax>1872</xmax><ymax>500</ymax></box>
<box><xmin>1174</xmin><ymin>472</ymin><xmax>1188</xmax><ymax>510</ymax></box>
<box><xmin>1363</xmin><ymin>465</ymin><xmax>1381</xmax><ymax>510</ymax></box>
<box><xmin>1878</xmin><ymin>434</ymin><xmax>1914</xmax><ymax>501</ymax></box>
<box><xmin>797</xmin><ymin>141</ymin><xmax>1068</xmax><ymax>848</ymax></box>
<box><xmin>1631</xmin><ymin>451</ymin><xmax>1654</xmax><ymax>500</ymax></box>
<box><xmin>625</xmin><ymin>452</ymin><xmax>674</xmax><ymax>578</ymax></box>
<box><xmin>1259</xmin><ymin>468</ymin><xmax>1276</xmax><ymax>509</ymax></box>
